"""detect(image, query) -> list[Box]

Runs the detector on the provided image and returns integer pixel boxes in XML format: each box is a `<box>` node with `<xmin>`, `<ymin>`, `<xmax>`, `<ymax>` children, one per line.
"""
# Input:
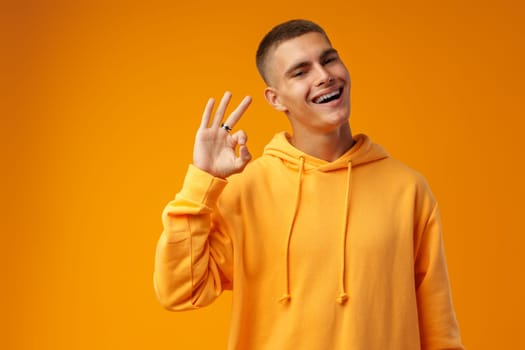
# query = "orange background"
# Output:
<box><xmin>2</xmin><ymin>0</ymin><xmax>524</xmax><ymax>349</ymax></box>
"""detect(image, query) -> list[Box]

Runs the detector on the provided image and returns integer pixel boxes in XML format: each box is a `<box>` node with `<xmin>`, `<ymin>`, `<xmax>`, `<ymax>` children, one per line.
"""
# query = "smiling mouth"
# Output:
<box><xmin>313</xmin><ymin>88</ymin><xmax>343</xmax><ymax>104</ymax></box>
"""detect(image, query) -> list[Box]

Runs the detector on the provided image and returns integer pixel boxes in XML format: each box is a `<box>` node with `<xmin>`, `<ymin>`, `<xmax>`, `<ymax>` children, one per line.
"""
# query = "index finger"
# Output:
<box><xmin>223</xmin><ymin>96</ymin><xmax>252</xmax><ymax>129</ymax></box>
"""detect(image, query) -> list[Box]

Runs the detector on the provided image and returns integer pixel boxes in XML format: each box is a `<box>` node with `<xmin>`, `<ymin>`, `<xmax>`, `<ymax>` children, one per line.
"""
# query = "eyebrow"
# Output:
<box><xmin>284</xmin><ymin>48</ymin><xmax>339</xmax><ymax>77</ymax></box>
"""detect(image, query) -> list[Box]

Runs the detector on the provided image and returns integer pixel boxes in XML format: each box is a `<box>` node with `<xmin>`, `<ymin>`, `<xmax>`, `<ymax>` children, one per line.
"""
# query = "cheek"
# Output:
<box><xmin>299</xmin><ymin>82</ymin><xmax>314</xmax><ymax>102</ymax></box>
<box><xmin>336</xmin><ymin>63</ymin><xmax>351</xmax><ymax>82</ymax></box>
<box><xmin>284</xmin><ymin>85</ymin><xmax>309</xmax><ymax>106</ymax></box>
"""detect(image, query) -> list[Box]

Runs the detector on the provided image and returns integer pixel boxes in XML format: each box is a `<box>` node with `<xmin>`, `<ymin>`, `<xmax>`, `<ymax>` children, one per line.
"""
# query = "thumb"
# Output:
<box><xmin>230</xmin><ymin>130</ymin><xmax>251</xmax><ymax>173</ymax></box>
<box><xmin>233</xmin><ymin>144</ymin><xmax>251</xmax><ymax>173</ymax></box>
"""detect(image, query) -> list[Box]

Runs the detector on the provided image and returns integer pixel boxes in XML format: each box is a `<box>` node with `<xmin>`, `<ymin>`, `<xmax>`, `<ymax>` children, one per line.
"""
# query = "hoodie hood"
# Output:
<box><xmin>263</xmin><ymin>132</ymin><xmax>389</xmax><ymax>172</ymax></box>
<box><xmin>262</xmin><ymin>132</ymin><xmax>389</xmax><ymax>305</ymax></box>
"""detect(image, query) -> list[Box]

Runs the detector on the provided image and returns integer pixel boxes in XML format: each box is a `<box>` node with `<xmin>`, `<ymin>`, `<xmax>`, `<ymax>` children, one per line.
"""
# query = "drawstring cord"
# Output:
<box><xmin>279</xmin><ymin>157</ymin><xmax>352</xmax><ymax>305</ymax></box>
<box><xmin>336</xmin><ymin>160</ymin><xmax>352</xmax><ymax>304</ymax></box>
<box><xmin>279</xmin><ymin>156</ymin><xmax>305</xmax><ymax>304</ymax></box>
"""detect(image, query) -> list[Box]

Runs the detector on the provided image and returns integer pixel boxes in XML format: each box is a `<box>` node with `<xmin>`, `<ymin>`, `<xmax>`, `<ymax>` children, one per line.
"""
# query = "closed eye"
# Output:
<box><xmin>291</xmin><ymin>68</ymin><xmax>310</xmax><ymax>78</ymax></box>
<box><xmin>323</xmin><ymin>56</ymin><xmax>338</xmax><ymax>65</ymax></box>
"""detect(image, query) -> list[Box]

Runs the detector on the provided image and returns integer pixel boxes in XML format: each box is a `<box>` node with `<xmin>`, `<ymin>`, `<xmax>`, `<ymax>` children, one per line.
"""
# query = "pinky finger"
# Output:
<box><xmin>200</xmin><ymin>98</ymin><xmax>215</xmax><ymax>129</ymax></box>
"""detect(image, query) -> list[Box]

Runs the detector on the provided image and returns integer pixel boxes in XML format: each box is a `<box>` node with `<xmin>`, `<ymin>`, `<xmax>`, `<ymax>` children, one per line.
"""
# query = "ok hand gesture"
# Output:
<box><xmin>193</xmin><ymin>92</ymin><xmax>252</xmax><ymax>179</ymax></box>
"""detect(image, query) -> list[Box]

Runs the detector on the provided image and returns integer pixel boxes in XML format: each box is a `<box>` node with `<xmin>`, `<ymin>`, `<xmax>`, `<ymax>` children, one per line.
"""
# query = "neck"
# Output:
<box><xmin>289</xmin><ymin>123</ymin><xmax>355</xmax><ymax>162</ymax></box>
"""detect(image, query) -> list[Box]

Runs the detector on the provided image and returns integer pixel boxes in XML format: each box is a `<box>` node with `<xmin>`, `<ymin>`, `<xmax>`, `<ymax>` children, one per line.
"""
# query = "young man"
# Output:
<box><xmin>154</xmin><ymin>20</ymin><xmax>464</xmax><ymax>349</ymax></box>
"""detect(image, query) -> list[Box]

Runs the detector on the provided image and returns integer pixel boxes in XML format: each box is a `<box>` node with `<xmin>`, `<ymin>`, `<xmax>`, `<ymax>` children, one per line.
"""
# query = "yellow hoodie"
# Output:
<box><xmin>154</xmin><ymin>132</ymin><xmax>464</xmax><ymax>350</ymax></box>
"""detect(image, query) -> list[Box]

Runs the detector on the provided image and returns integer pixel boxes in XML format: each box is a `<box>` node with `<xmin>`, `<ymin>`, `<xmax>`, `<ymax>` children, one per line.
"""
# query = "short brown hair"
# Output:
<box><xmin>256</xmin><ymin>19</ymin><xmax>331</xmax><ymax>84</ymax></box>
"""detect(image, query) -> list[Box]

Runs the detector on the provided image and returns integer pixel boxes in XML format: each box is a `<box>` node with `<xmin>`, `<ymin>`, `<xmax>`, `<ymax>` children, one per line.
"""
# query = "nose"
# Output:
<box><xmin>314</xmin><ymin>64</ymin><xmax>333</xmax><ymax>86</ymax></box>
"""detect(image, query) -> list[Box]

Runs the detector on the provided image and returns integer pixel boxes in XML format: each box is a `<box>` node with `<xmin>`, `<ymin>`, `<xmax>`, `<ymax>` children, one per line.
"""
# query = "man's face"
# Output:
<box><xmin>264</xmin><ymin>32</ymin><xmax>351</xmax><ymax>135</ymax></box>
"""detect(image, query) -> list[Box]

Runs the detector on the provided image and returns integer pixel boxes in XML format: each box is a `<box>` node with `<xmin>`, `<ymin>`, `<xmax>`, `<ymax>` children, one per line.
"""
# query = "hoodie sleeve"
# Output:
<box><xmin>154</xmin><ymin>165</ymin><xmax>234</xmax><ymax>311</ymax></box>
<box><xmin>414</xmin><ymin>201</ymin><xmax>464</xmax><ymax>350</ymax></box>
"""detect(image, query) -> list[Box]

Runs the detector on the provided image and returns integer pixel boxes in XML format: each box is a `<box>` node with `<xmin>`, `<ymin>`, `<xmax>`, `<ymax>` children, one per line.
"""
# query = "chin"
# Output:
<box><xmin>320</xmin><ymin>115</ymin><xmax>350</xmax><ymax>133</ymax></box>
<box><xmin>330</xmin><ymin>107</ymin><xmax>350</xmax><ymax>123</ymax></box>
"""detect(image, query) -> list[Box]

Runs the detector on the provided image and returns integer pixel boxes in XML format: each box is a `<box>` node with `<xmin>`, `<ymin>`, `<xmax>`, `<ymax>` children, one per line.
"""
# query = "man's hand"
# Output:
<box><xmin>193</xmin><ymin>91</ymin><xmax>252</xmax><ymax>179</ymax></box>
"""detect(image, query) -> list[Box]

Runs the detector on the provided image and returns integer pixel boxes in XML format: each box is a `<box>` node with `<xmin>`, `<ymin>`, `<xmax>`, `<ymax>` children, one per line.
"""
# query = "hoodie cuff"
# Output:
<box><xmin>178</xmin><ymin>165</ymin><xmax>228</xmax><ymax>207</ymax></box>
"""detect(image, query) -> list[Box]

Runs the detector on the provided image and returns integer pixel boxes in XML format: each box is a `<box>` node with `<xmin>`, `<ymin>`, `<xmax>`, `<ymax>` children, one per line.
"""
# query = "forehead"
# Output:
<box><xmin>270</xmin><ymin>32</ymin><xmax>332</xmax><ymax>67</ymax></box>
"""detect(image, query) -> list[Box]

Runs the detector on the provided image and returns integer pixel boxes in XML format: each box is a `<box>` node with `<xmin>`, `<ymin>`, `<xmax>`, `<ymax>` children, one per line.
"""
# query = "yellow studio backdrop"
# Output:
<box><xmin>2</xmin><ymin>0</ymin><xmax>524</xmax><ymax>349</ymax></box>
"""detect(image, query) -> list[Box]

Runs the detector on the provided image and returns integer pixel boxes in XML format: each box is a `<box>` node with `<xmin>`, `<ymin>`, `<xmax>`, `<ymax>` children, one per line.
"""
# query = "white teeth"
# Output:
<box><xmin>314</xmin><ymin>90</ymin><xmax>340</xmax><ymax>104</ymax></box>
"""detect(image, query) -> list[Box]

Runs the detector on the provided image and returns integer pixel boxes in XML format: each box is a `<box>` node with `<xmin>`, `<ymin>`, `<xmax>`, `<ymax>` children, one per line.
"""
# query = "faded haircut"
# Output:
<box><xmin>256</xmin><ymin>19</ymin><xmax>331</xmax><ymax>84</ymax></box>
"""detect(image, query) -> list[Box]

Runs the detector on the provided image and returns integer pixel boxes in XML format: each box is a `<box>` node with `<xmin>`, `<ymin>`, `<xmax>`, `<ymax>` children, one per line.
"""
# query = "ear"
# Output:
<box><xmin>264</xmin><ymin>87</ymin><xmax>287</xmax><ymax>112</ymax></box>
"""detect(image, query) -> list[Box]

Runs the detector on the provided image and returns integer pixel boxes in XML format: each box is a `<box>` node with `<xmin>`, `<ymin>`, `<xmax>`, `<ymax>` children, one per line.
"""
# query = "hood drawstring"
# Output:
<box><xmin>279</xmin><ymin>156</ymin><xmax>305</xmax><ymax>304</ymax></box>
<box><xmin>279</xmin><ymin>157</ymin><xmax>353</xmax><ymax>305</ymax></box>
<box><xmin>336</xmin><ymin>160</ymin><xmax>352</xmax><ymax>305</ymax></box>
<box><xmin>264</xmin><ymin>133</ymin><xmax>389</xmax><ymax>305</ymax></box>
